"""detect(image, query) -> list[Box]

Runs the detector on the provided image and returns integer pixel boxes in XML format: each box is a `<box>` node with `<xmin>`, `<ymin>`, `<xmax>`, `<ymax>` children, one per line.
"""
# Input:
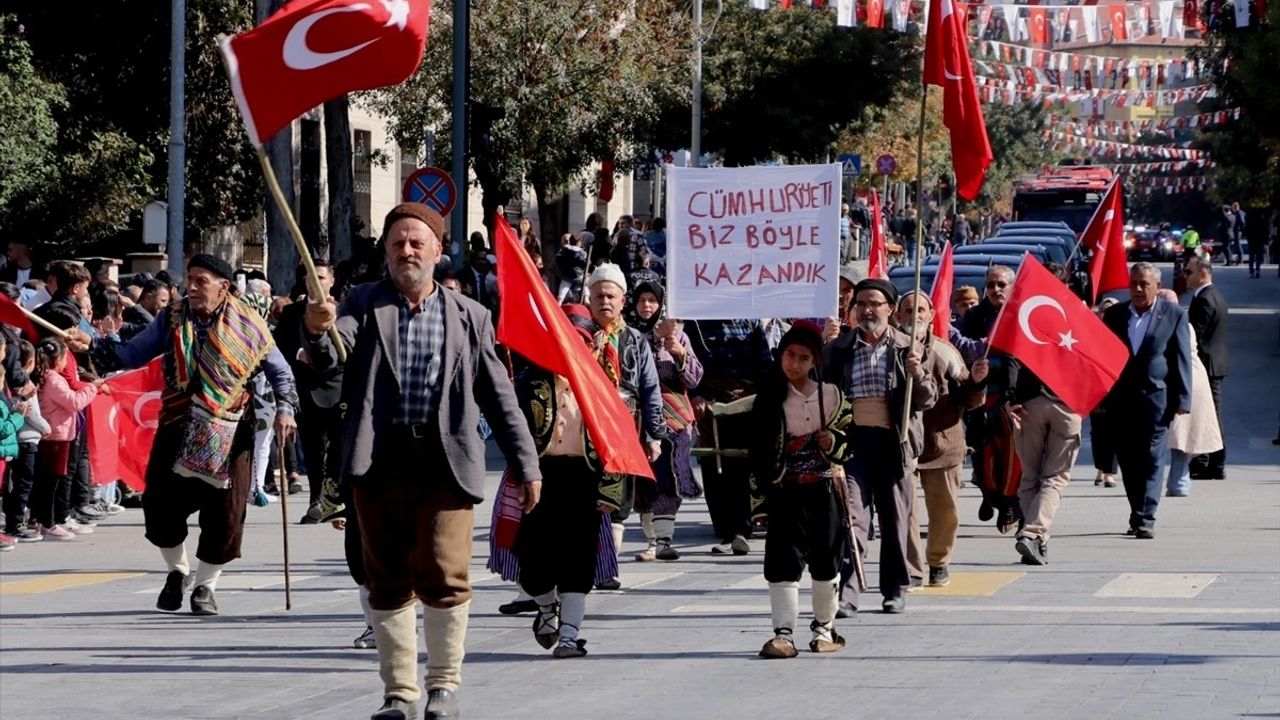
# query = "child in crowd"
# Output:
<box><xmin>3</xmin><ymin>339</ymin><xmax>50</xmax><ymax>545</ymax></box>
<box><xmin>32</xmin><ymin>337</ymin><xmax>102</xmax><ymax>540</ymax></box>
<box><xmin>0</xmin><ymin>337</ymin><xmax>29</xmax><ymax>551</ymax></box>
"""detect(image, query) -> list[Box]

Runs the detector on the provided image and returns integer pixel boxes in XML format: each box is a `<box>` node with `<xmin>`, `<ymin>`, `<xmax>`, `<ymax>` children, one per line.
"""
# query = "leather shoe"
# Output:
<box><xmin>190</xmin><ymin>585</ymin><xmax>218</xmax><ymax>616</ymax></box>
<box><xmin>882</xmin><ymin>596</ymin><xmax>905</xmax><ymax>614</ymax></box>
<box><xmin>836</xmin><ymin>601</ymin><xmax>857</xmax><ymax>619</ymax></box>
<box><xmin>370</xmin><ymin>697</ymin><xmax>417</xmax><ymax>720</ymax></box>
<box><xmin>1134</xmin><ymin>527</ymin><xmax>1155</xmax><ymax>539</ymax></box>
<box><xmin>498</xmin><ymin>599</ymin><xmax>538</xmax><ymax>615</ymax></box>
<box><xmin>423</xmin><ymin>688</ymin><xmax>459</xmax><ymax>720</ymax></box>
<box><xmin>156</xmin><ymin>570</ymin><xmax>190</xmax><ymax>612</ymax></box>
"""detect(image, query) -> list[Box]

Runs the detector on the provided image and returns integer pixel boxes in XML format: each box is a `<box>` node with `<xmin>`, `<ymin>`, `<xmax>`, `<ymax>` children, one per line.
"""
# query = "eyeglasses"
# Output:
<box><xmin>986</xmin><ymin>281</ymin><xmax>1009</xmax><ymax>289</ymax></box>
<box><xmin>854</xmin><ymin>301</ymin><xmax>889</xmax><ymax>310</ymax></box>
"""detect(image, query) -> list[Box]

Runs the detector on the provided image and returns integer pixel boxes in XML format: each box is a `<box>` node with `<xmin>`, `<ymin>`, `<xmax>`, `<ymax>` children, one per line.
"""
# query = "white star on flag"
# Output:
<box><xmin>381</xmin><ymin>0</ymin><xmax>410</xmax><ymax>30</ymax></box>
<box><xmin>1057</xmin><ymin>330</ymin><xmax>1078</xmax><ymax>351</ymax></box>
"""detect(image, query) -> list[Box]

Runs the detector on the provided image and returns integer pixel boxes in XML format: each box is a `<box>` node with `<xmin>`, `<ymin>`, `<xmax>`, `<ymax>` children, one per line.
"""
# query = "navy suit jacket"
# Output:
<box><xmin>1102</xmin><ymin>298</ymin><xmax>1192</xmax><ymax>429</ymax></box>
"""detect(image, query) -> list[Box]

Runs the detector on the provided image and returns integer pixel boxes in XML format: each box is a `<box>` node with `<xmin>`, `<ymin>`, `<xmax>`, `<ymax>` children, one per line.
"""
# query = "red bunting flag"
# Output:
<box><xmin>867</xmin><ymin>190</ymin><xmax>888</xmax><ymax>280</ymax></box>
<box><xmin>929</xmin><ymin>241</ymin><xmax>955</xmax><ymax>338</ymax></box>
<box><xmin>1079</xmin><ymin>179</ymin><xmax>1130</xmax><ymax>302</ymax></box>
<box><xmin>924</xmin><ymin>0</ymin><xmax>994</xmax><ymax>201</ymax></box>
<box><xmin>987</xmin><ymin>257</ymin><xmax>1129</xmax><ymax>415</ymax></box>
<box><xmin>220</xmin><ymin>0</ymin><xmax>431</xmax><ymax>146</ymax></box>
<box><xmin>494</xmin><ymin>216</ymin><xmax>654</xmax><ymax>479</ymax></box>
<box><xmin>0</xmin><ymin>295</ymin><xmax>37</xmax><ymax>340</ymax></box>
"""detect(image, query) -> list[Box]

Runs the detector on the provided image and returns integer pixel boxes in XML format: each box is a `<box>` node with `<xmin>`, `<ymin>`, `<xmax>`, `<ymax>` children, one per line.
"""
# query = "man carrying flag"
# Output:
<box><xmin>986</xmin><ymin>257</ymin><xmax>1130</xmax><ymax>563</ymax></box>
<box><xmin>303</xmin><ymin>203</ymin><xmax>542</xmax><ymax>720</ymax></box>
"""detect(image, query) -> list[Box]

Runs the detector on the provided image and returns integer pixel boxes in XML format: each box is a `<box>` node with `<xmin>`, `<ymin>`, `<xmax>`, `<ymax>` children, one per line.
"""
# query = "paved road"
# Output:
<box><xmin>2</xmin><ymin>264</ymin><xmax>1277</xmax><ymax>720</ymax></box>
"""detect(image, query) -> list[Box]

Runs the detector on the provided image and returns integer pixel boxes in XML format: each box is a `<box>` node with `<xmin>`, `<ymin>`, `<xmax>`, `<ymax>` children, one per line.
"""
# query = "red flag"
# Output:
<box><xmin>86</xmin><ymin>359</ymin><xmax>165</xmax><ymax>492</ymax></box>
<box><xmin>494</xmin><ymin>216</ymin><xmax>654</xmax><ymax>479</ymax></box>
<box><xmin>867</xmin><ymin>190</ymin><xmax>888</xmax><ymax>280</ymax></box>
<box><xmin>929</xmin><ymin>241</ymin><xmax>955</xmax><ymax>338</ymax></box>
<box><xmin>866</xmin><ymin>0</ymin><xmax>886</xmax><ymax>28</ymax></box>
<box><xmin>1079</xmin><ymin>179</ymin><xmax>1130</xmax><ymax>301</ymax></box>
<box><xmin>1029</xmin><ymin>7</ymin><xmax>1049</xmax><ymax>43</ymax></box>
<box><xmin>0</xmin><ymin>295</ymin><xmax>37</xmax><ymax>339</ymax></box>
<box><xmin>1110</xmin><ymin>5</ymin><xmax>1130</xmax><ymax>40</ymax></box>
<box><xmin>220</xmin><ymin>0</ymin><xmax>431</xmax><ymax>146</ymax></box>
<box><xmin>987</xmin><ymin>257</ymin><xmax>1128</xmax><ymax>415</ymax></box>
<box><xmin>924</xmin><ymin>0</ymin><xmax>994</xmax><ymax>201</ymax></box>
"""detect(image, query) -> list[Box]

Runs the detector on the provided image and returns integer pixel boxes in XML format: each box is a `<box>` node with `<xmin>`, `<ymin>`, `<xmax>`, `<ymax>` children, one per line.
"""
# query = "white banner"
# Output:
<box><xmin>665</xmin><ymin>164</ymin><xmax>841</xmax><ymax>321</ymax></box>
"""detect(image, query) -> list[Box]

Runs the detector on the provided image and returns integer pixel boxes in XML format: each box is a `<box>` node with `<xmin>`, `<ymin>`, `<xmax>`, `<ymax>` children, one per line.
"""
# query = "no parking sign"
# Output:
<box><xmin>402</xmin><ymin>167</ymin><xmax>457</xmax><ymax>216</ymax></box>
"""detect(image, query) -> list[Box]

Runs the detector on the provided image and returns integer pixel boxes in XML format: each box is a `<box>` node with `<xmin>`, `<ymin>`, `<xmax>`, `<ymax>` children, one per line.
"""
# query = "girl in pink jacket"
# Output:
<box><xmin>32</xmin><ymin>338</ymin><xmax>104</xmax><ymax>539</ymax></box>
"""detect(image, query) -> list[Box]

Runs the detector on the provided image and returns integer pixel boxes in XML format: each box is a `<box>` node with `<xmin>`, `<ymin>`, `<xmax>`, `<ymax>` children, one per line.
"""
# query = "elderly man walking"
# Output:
<box><xmin>1101</xmin><ymin>263</ymin><xmax>1192</xmax><ymax>540</ymax></box>
<box><xmin>304</xmin><ymin>203</ymin><xmax>543</xmax><ymax>720</ymax></box>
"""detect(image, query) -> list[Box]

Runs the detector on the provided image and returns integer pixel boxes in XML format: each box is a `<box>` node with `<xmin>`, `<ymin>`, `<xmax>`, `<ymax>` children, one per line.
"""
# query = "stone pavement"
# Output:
<box><xmin>2</xmin><ymin>265</ymin><xmax>1277</xmax><ymax>720</ymax></box>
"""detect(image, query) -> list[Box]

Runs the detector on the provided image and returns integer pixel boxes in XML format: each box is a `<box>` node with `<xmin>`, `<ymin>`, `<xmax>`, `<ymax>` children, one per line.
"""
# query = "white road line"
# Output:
<box><xmin>1095</xmin><ymin>573</ymin><xmax>1218</xmax><ymax>598</ymax></box>
<box><xmin>668</xmin><ymin>603</ymin><xmax>1275</xmax><ymax>615</ymax></box>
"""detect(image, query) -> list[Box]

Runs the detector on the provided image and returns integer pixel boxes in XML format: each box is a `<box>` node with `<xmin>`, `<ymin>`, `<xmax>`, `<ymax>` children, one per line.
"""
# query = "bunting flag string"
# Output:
<box><xmin>1046</xmin><ymin>130</ymin><xmax>1208</xmax><ymax>159</ymax></box>
<box><xmin>1043</xmin><ymin>109</ymin><xmax>1241</xmax><ymax>139</ymax></box>
<box><xmin>975</xmin><ymin>39</ymin><xmax>1205</xmax><ymax>85</ymax></box>
<box><xmin>967</xmin><ymin>1</ymin><xmax>1194</xmax><ymax>43</ymax></box>
<box><xmin>1128</xmin><ymin>175</ymin><xmax>1209</xmax><ymax>194</ymax></box>
<box><xmin>976</xmin><ymin>74</ymin><xmax>1216</xmax><ymax>107</ymax></box>
<box><xmin>973</xmin><ymin>57</ymin><xmax>1206</xmax><ymax>92</ymax></box>
<box><xmin>1104</xmin><ymin>159</ymin><xmax>1214</xmax><ymax>173</ymax></box>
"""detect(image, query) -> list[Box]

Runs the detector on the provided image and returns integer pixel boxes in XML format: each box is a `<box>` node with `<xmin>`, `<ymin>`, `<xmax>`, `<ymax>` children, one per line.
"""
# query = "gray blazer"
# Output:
<box><xmin>306</xmin><ymin>280</ymin><xmax>541</xmax><ymax>502</ymax></box>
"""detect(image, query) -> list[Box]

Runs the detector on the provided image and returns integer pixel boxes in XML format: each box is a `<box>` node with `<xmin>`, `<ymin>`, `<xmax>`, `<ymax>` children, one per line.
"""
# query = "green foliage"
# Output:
<box><xmin>1192</xmin><ymin>5</ymin><xmax>1280</xmax><ymax>209</ymax></box>
<box><xmin>0</xmin><ymin>18</ymin><xmax>63</xmax><ymax>219</ymax></box>
<box><xmin>972</xmin><ymin>101</ymin><xmax>1058</xmax><ymax>210</ymax></box>
<box><xmin>653</xmin><ymin>4</ymin><xmax>918</xmax><ymax>166</ymax></box>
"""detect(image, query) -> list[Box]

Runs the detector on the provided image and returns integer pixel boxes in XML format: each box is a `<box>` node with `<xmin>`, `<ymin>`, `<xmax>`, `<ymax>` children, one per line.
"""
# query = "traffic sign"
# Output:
<box><xmin>875</xmin><ymin>153</ymin><xmax>898</xmax><ymax>176</ymax></box>
<box><xmin>838</xmin><ymin>153</ymin><xmax>862</xmax><ymax>177</ymax></box>
<box><xmin>402</xmin><ymin>167</ymin><xmax>457</xmax><ymax>216</ymax></box>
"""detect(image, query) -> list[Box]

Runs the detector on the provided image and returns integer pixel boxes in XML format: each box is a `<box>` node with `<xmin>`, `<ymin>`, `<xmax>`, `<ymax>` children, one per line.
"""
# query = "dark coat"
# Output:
<box><xmin>276</xmin><ymin>300</ymin><xmax>344</xmax><ymax>408</ymax></box>
<box><xmin>305</xmin><ymin>279</ymin><xmax>541</xmax><ymax>502</ymax></box>
<box><xmin>1102</xmin><ymin>298</ymin><xmax>1193</xmax><ymax>428</ymax></box>
<box><xmin>1188</xmin><ymin>284</ymin><xmax>1227</xmax><ymax>377</ymax></box>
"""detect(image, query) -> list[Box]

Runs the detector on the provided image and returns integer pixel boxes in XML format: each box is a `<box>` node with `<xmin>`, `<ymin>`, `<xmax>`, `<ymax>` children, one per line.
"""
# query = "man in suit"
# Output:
<box><xmin>275</xmin><ymin>259</ymin><xmax>346</xmax><ymax>522</ymax></box>
<box><xmin>1183</xmin><ymin>256</ymin><xmax>1228</xmax><ymax>479</ymax></box>
<box><xmin>304</xmin><ymin>203</ymin><xmax>542</xmax><ymax>720</ymax></box>
<box><xmin>1102</xmin><ymin>262</ymin><xmax>1192</xmax><ymax>539</ymax></box>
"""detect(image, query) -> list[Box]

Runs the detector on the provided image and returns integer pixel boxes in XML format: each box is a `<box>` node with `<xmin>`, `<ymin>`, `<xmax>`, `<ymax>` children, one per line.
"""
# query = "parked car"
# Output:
<box><xmin>889</xmin><ymin>264</ymin><xmax>994</xmax><ymax>298</ymax></box>
<box><xmin>1126</xmin><ymin>228</ymin><xmax>1177</xmax><ymax>260</ymax></box>
<box><xmin>965</xmin><ymin>243</ymin><xmax>1055</xmax><ymax>265</ymax></box>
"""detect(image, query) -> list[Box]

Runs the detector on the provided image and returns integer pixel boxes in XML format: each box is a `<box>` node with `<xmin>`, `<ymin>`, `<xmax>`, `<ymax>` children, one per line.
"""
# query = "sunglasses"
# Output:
<box><xmin>986</xmin><ymin>281</ymin><xmax>1009</xmax><ymax>289</ymax></box>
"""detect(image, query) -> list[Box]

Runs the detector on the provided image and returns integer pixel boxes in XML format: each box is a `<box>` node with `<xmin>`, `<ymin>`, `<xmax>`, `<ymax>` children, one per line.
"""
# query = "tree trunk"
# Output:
<box><xmin>533</xmin><ymin>179</ymin><xmax>560</xmax><ymax>282</ymax></box>
<box><xmin>257</xmin><ymin>0</ymin><xmax>297</xmax><ymax>293</ymax></box>
<box><xmin>324</xmin><ymin>96</ymin><xmax>356</xmax><ymax>264</ymax></box>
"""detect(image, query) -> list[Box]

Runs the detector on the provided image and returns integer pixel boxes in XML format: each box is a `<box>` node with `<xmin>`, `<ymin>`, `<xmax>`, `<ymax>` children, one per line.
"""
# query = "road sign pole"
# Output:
<box><xmin>450</xmin><ymin>0</ymin><xmax>469</xmax><ymax>265</ymax></box>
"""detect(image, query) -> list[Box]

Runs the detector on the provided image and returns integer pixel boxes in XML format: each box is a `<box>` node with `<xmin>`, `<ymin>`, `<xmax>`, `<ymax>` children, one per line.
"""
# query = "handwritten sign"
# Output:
<box><xmin>665</xmin><ymin>164</ymin><xmax>841</xmax><ymax>320</ymax></box>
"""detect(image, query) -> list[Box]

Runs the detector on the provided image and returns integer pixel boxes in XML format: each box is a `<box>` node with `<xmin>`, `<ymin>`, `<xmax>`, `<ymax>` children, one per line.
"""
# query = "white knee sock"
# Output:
<box><xmin>558</xmin><ymin>592</ymin><xmax>586</xmax><ymax>642</ymax></box>
<box><xmin>812</xmin><ymin>578</ymin><xmax>838</xmax><ymax>625</ymax></box>
<box><xmin>768</xmin><ymin>581</ymin><xmax>800</xmax><ymax>634</ymax></box>
<box><xmin>359</xmin><ymin>584</ymin><xmax>373</xmax><ymax>626</ymax></box>
<box><xmin>640</xmin><ymin>513</ymin><xmax>656</xmax><ymax>543</ymax></box>
<box><xmin>193</xmin><ymin>561</ymin><xmax>225</xmax><ymax>591</ymax></box>
<box><xmin>652</xmin><ymin>516</ymin><xmax>676</xmax><ymax>543</ymax></box>
<box><xmin>610</xmin><ymin>522</ymin><xmax>625</xmax><ymax>556</ymax></box>
<box><xmin>514</xmin><ymin>586</ymin><xmax>533</xmax><ymax>602</ymax></box>
<box><xmin>159</xmin><ymin>544</ymin><xmax>189</xmax><ymax>575</ymax></box>
<box><xmin>423</xmin><ymin>602</ymin><xmax>469</xmax><ymax>693</ymax></box>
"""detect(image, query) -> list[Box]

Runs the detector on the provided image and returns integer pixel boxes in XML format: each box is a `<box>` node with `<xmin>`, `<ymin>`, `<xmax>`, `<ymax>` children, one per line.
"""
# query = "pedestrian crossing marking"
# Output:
<box><xmin>0</xmin><ymin>572</ymin><xmax>146</xmax><ymax>596</ymax></box>
<box><xmin>910</xmin><ymin>572</ymin><xmax>1024</xmax><ymax>597</ymax></box>
<box><xmin>1095</xmin><ymin>573</ymin><xmax>1218</xmax><ymax>598</ymax></box>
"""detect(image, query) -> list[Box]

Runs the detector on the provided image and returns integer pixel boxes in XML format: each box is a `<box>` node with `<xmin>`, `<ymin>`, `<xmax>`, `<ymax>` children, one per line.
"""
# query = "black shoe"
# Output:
<box><xmin>978</xmin><ymin>500</ymin><xmax>994</xmax><ymax>522</ymax></box>
<box><xmin>423</xmin><ymin>688</ymin><xmax>459</xmax><ymax>720</ymax></box>
<box><xmin>190</xmin><ymin>585</ymin><xmax>218</xmax><ymax>615</ymax></box>
<box><xmin>299</xmin><ymin>503</ymin><xmax>322</xmax><ymax>524</ymax></box>
<box><xmin>882</xmin><ymin>595</ymin><xmax>905</xmax><ymax>614</ymax></box>
<box><xmin>1134</xmin><ymin>527</ymin><xmax>1155</xmax><ymax>540</ymax></box>
<box><xmin>836</xmin><ymin>601</ymin><xmax>858</xmax><ymax>619</ymax></box>
<box><xmin>594</xmin><ymin>578</ymin><xmax>622</xmax><ymax>591</ymax></box>
<box><xmin>929</xmin><ymin>565</ymin><xmax>950</xmax><ymax>587</ymax></box>
<box><xmin>156</xmin><ymin>570</ymin><xmax>190</xmax><ymax>612</ymax></box>
<box><xmin>498</xmin><ymin>599</ymin><xmax>538</xmax><ymax>615</ymax></box>
<box><xmin>906</xmin><ymin>575</ymin><xmax>925</xmax><ymax>593</ymax></box>
<box><xmin>264</xmin><ymin>483</ymin><xmax>280</xmax><ymax>496</ymax></box>
<box><xmin>370</xmin><ymin>697</ymin><xmax>417</xmax><ymax>720</ymax></box>
<box><xmin>1015</xmin><ymin>536</ymin><xmax>1046</xmax><ymax>566</ymax></box>
<box><xmin>288</xmin><ymin>482</ymin><xmax>304</xmax><ymax>495</ymax></box>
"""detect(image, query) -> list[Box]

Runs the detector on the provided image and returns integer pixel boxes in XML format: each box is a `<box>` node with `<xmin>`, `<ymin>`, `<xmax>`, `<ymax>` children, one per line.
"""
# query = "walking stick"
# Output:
<box><xmin>277</xmin><ymin>440</ymin><xmax>293</xmax><ymax>611</ymax></box>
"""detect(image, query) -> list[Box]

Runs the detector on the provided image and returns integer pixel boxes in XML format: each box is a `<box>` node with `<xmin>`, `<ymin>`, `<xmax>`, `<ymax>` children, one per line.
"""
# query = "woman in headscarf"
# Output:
<box><xmin>625</xmin><ymin>280</ymin><xmax>703</xmax><ymax>561</ymax></box>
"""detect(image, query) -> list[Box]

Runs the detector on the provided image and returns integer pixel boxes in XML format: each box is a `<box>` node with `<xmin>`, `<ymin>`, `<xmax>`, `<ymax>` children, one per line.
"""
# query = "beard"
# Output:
<box><xmin>858</xmin><ymin>317</ymin><xmax>889</xmax><ymax>335</ymax></box>
<box><xmin>392</xmin><ymin>262</ymin><xmax>427</xmax><ymax>294</ymax></box>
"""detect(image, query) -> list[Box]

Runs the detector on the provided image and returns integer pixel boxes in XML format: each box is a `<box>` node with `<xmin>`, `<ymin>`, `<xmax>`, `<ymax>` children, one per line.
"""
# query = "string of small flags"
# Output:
<box><xmin>1129</xmin><ymin>176</ymin><xmax>1210</xmax><ymax>194</ymax></box>
<box><xmin>1046</xmin><ymin>130</ymin><xmax>1207</xmax><ymax>159</ymax></box>
<box><xmin>1105</xmin><ymin>159</ymin><xmax>1215</xmax><ymax>173</ymax></box>
<box><xmin>977</xmin><ymin>75</ymin><xmax>1216</xmax><ymax>107</ymax></box>
<box><xmin>1043</xmin><ymin>109</ymin><xmax>1241</xmax><ymax>140</ymax></box>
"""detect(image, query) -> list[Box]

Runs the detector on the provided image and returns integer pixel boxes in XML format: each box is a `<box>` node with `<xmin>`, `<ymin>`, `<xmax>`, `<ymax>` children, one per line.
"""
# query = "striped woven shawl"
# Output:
<box><xmin>166</xmin><ymin>296</ymin><xmax>274</xmax><ymax>418</ymax></box>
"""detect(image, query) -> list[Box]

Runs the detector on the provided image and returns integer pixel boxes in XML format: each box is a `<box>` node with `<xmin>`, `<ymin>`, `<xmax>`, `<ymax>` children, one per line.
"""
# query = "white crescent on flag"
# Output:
<box><xmin>283</xmin><ymin>4</ymin><xmax>379</xmax><ymax>71</ymax></box>
<box><xmin>1017</xmin><ymin>295</ymin><xmax>1067</xmax><ymax>346</ymax></box>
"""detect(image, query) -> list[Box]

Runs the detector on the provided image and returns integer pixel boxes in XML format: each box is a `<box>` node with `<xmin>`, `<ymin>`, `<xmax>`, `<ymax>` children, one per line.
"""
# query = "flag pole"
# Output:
<box><xmin>901</xmin><ymin>84</ymin><xmax>929</xmax><ymax>443</ymax></box>
<box><xmin>21</xmin><ymin>308</ymin><xmax>71</xmax><ymax>341</ymax></box>
<box><xmin>979</xmin><ymin>252</ymin><xmax>1028</xmax><ymax>361</ymax></box>
<box><xmin>253</xmin><ymin>146</ymin><xmax>346</xmax><ymax>362</ymax></box>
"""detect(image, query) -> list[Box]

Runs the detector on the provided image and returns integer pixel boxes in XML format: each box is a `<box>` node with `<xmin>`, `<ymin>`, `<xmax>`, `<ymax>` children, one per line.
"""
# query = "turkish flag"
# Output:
<box><xmin>987</xmin><ymin>257</ymin><xmax>1128</xmax><ymax>415</ymax></box>
<box><xmin>221</xmin><ymin>0</ymin><xmax>431</xmax><ymax>146</ymax></box>
<box><xmin>866</xmin><ymin>0</ymin><xmax>886</xmax><ymax>28</ymax></box>
<box><xmin>929</xmin><ymin>241</ymin><xmax>955</xmax><ymax>338</ymax></box>
<box><xmin>1079</xmin><ymin>179</ymin><xmax>1130</xmax><ymax>301</ymax></box>
<box><xmin>86</xmin><ymin>359</ymin><xmax>165</xmax><ymax>492</ymax></box>
<box><xmin>924</xmin><ymin>0</ymin><xmax>994</xmax><ymax>201</ymax></box>
<box><xmin>1029</xmin><ymin>8</ymin><xmax>1049</xmax><ymax>44</ymax></box>
<box><xmin>1110</xmin><ymin>5</ymin><xmax>1130</xmax><ymax>40</ymax></box>
<box><xmin>867</xmin><ymin>190</ymin><xmax>888</xmax><ymax>280</ymax></box>
<box><xmin>494</xmin><ymin>216</ymin><xmax>654</xmax><ymax>480</ymax></box>
<box><xmin>0</xmin><ymin>295</ymin><xmax>37</xmax><ymax>340</ymax></box>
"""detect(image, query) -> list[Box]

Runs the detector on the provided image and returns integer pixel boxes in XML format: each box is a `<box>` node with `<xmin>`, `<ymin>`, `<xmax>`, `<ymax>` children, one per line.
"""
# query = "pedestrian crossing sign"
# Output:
<box><xmin>839</xmin><ymin>154</ymin><xmax>862</xmax><ymax>177</ymax></box>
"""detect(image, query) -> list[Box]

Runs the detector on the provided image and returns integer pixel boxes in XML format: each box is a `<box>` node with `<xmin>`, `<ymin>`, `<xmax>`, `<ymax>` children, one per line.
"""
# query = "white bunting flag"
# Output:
<box><xmin>1082</xmin><ymin>6</ymin><xmax>1101</xmax><ymax>42</ymax></box>
<box><xmin>749</xmin><ymin>0</ymin><xmax>769</xmax><ymax>10</ymax></box>
<box><xmin>1002</xmin><ymin>5</ymin><xmax>1022</xmax><ymax>39</ymax></box>
<box><xmin>1234</xmin><ymin>0</ymin><xmax>1250</xmax><ymax>27</ymax></box>
<box><xmin>1158</xmin><ymin>0</ymin><xmax>1176</xmax><ymax>36</ymax></box>
<box><xmin>837</xmin><ymin>0</ymin><xmax>856</xmax><ymax>27</ymax></box>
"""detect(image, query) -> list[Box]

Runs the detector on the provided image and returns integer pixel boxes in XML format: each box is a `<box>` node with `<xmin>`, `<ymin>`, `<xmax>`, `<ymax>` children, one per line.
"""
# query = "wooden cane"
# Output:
<box><xmin>277</xmin><ymin>440</ymin><xmax>293</xmax><ymax>611</ymax></box>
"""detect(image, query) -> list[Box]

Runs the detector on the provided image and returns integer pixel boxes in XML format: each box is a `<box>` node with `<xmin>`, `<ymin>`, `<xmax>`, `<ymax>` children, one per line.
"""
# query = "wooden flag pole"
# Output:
<box><xmin>21</xmin><ymin>307</ymin><xmax>71</xmax><ymax>341</ymax></box>
<box><xmin>254</xmin><ymin>146</ymin><xmax>346</xmax><ymax>362</ymax></box>
<box><xmin>277</xmin><ymin>440</ymin><xmax>293</xmax><ymax>611</ymax></box>
<box><xmin>901</xmin><ymin>84</ymin><xmax>929</xmax><ymax>443</ymax></box>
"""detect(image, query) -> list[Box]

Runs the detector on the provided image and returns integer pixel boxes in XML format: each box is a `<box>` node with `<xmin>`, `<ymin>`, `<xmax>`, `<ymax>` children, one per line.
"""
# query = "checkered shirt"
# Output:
<box><xmin>846</xmin><ymin>330</ymin><xmax>892</xmax><ymax>399</ymax></box>
<box><xmin>397</xmin><ymin>289</ymin><xmax>445</xmax><ymax>425</ymax></box>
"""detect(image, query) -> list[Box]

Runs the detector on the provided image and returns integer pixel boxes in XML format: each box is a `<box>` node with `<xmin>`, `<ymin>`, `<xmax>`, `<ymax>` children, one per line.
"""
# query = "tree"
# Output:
<box><xmin>0</xmin><ymin>18</ymin><xmax>62</xmax><ymax>220</ymax></box>
<box><xmin>837</xmin><ymin>89</ymin><xmax>951</xmax><ymax>188</ymax></box>
<box><xmin>324</xmin><ymin>97</ymin><xmax>358</xmax><ymax>264</ymax></box>
<box><xmin>971</xmin><ymin>101</ymin><xmax>1059</xmax><ymax>212</ymax></box>
<box><xmin>650</xmin><ymin>4</ymin><xmax>919</xmax><ymax>166</ymax></box>
<box><xmin>1193</xmin><ymin>4</ymin><xmax>1280</xmax><ymax>210</ymax></box>
<box><xmin>366</xmin><ymin>0</ymin><xmax>692</xmax><ymax>247</ymax></box>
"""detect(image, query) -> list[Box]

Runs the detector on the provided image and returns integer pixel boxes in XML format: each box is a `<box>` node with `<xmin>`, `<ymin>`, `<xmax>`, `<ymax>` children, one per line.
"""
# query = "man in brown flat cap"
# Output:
<box><xmin>304</xmin><ymin>203</ymin><xmax>543</xmax><ymax>720</ymax></box>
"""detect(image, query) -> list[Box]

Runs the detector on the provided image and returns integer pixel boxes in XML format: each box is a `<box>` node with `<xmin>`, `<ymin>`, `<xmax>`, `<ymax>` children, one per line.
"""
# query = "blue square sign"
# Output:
<box><xmin>838</xmin><ymin>153</ymin><xmax>862</xmax><ymax>177</ymax></box>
